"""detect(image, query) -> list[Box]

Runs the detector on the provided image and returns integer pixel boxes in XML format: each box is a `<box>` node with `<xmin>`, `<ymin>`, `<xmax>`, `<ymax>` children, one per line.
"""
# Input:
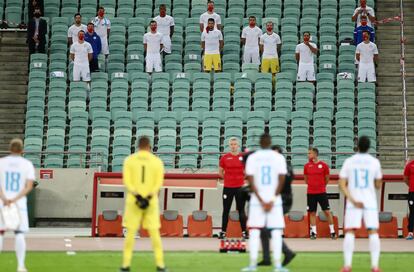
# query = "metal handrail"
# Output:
<box><xmin>400</xmin><ymin>0</ymin><xmax>409</xmax><ymax>162</ymax></box>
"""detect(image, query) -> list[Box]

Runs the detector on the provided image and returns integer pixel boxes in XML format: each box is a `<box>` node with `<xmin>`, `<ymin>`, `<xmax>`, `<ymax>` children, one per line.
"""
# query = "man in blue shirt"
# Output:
<box><xmin>354</xmin><ymin>15</ymin><xmax>375</xmax><ymax>45</ymax></box>
<box><xmin>85</xmin><ymin>22</ymin><xmax>102</xmax><ymax>72</ymax></box>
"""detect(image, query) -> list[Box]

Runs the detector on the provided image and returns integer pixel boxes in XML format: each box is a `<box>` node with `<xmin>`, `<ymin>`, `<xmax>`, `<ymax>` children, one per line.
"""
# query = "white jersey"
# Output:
<box><xmin>70</xmin><ymin>41</ymin><xmax>93</xmax><ymax>66</ymax></box>
<box><xmin>68</xmin><ymin>24</ymin><xmax>87</xmax><ymax>43</ymax></box>
<box><xmin>143</xmin><ymin>31</ymin><xmax>163</xmax><ymax>54</ymax></box>
<box><xmin>295</xmin><ymin>42</ymin><xmax>317</xmax><ymax>64</ymax></box>
<box><xmin>153</xmin><ymin>15</ymin><xmax>175</xmax><ymax>37</ymax></box>
<box><xmin>356</xmin><ymin>41</ymin><xmax>378</xmax><ymax>64</ymax></box>
<box><xmin>0</xmin><ymin>155</ymin><xmax>35</xmax><ymax>209</ymax></box>
<box><xmin>353</xmin><ymin>6</ymin><xmax>375</xmax><ymax>27</ymax></box>
<box><xmin>199</xmin><ymin>11</ymin><xmax>221</xmax><ymax>30</ymax></box>
<box><xmin>245</xmin><ymin>149</ymin><xmax>287</xmax><ymax>206</ymax></box>
<box><xmin>260</xmin><ymin>32</ymin><xmax>281</xmax><ymax>59</ymax></box>
<box><xmin>91</xmin><ymin>16</ymin><xmax>111</xmax><ymax>39</ymax></box>
<box><xmin>242</xmin><ymin>26</ymin><xmax>262</xmax><ymax>49</ymax></box>
<box><xmin>339</xmin><ymin>153</ymin><xmax>382</xmax><ymax>210</ymax></box>
<box><xmin>201</xmin><ymin>29</ymin><xmax>223</xmax><ymax>54</ymax></box>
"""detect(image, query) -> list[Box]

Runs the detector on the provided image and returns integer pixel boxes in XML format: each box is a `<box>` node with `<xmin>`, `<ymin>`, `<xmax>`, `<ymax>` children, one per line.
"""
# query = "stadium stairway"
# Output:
<box><xmin>376</xmin><ymin>0</ymin><xmax>414</xmax><ymax>169</ymax></box>
<box><xmin>0</xmin><ymin>32</ymin><xmax>28</xmax><ymax>151</ymax></box>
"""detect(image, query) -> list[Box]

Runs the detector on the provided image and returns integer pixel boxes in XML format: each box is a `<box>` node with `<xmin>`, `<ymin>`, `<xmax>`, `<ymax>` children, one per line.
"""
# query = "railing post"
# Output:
<box><xmin>400</xmin><ymin>0</ymin><xmax>409</xmax><ymax>162</ymax></box>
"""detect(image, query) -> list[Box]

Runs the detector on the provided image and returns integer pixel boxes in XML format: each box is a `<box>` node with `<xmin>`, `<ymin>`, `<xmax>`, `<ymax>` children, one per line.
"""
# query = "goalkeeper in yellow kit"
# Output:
<box><xmin>120</xmin><ymin>136</ymin><xmax>167</xmax><ymax>272</ymax></box>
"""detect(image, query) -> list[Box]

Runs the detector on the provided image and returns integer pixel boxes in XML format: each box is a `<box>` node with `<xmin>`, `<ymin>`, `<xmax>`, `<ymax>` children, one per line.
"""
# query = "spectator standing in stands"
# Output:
<box><xmin>85</xmin><ymin>23</ymin><xmax>102</xmax><ymax>73</ymax></box>
<box><xmin>356</xmin><ymin>31</ymin><xmax>378</xmax><ymax>82</ymax></box>
<box><xmin>70</xmin><ymin>30</ymin><xmax>93</xmax><ymax>83</ymax></box>
<box><xmin>92</xmin><ymin>7</ymin><xmax>111</xmax><ymax>58</ymax></box>
<box><xmin>295</xmin><ymin>32</ymin><xmax>318</xmax><ymax>83</ymax></box>
<box><xmin>403</xmin><ymin>160</ymin><xmax>414</xmax><ymax>240</ymax></box>
<box><xmin>200</xmin><ymin>0</ymin><xmax>221</xmax><ymax>32</ymax></box>
<box><xmin>143</xmin><ymin>21</ymin><xmax>164</xmax><ymax>74</ymax></box>
<box><xmin>201</xmin><ymin>18</ymin><xmax>223</xmax><ymax>73</ymax></box>
<box><xmin>218</xmin><ymin>137</ymin><xmax>248</xmax><ymax>240</ymax></box>
<box><xmin>352</xmin><ymin>0</ymin><xmax>376</xmax><ymax>27</ymax></box>
<box><xmin>27</xmin><ymin>7</ymin><xmax>47</xmax><ymax>55</ymax></box>
<box><xmin>153</xmin><ymin>4</ymin><xmax>175</xmax><ymax>55</ymax></box>
<box><xmin>260</xmin><ymin>21</ymin><xmax>281</xmax><ymax>75</ymax></box>
<box><xmin>241</xmin><ymin>16</ymin><xmax>262</xmax><ymax>65</ymax></box>
<box><xmin>28</xmin><ymin>0</ymin><xmax>44</xmax><ymax>20</ymax></box>
<box><xmin>68</xmin><ymin>13</ymin><xmax>87</xmax><ymax>46</ymax></box>
<box><xmin>304</xmin><ymin>147</ymin><xmax>337</xmax><ymax>240</ymax></box>
<box><xmin>354</xmin><ymin>15</ymin><xmax>375</xmax><ymax>45</ymax></box>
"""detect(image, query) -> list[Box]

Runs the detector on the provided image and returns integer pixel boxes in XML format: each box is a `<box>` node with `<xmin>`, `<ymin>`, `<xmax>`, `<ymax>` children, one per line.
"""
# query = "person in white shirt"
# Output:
<box><xmin>199</xmin><ymin>0</ymin><xmax>221</xmax><ymax>32</ymax></box>
<box><xmin>68</xmin><ymin>13</ymin><xmax>87</xmax><ymax>45</ymax></box>
<box><xmin>339</xmin><ymin>136</ymin><xmax>382</xmax><ymax>272</ymax></box>
<box><xmin>242</xmin><ymin>134</ymin><xmax>287</xmax><ymax>272</ymax></box>
<box><xmin>0</xmin><ymin>138</ymin><xmax>36</xmax><ymax>272</ymax></box>
<box><xmin>295</xmin><ymin>32</ymin><xmax>318</xmax><ymax>83</ymax></box>
<box><xmin>70</xmin><ymin>30</ymin><xmax>93</xmax><ymax>83</ymax></box>
<box><xmin>352</xmin><ymin>0</ymin><xmax>376</xmax><ymax>27</ymax></box>
<box><xmin>91</xmin><ymin>6</ymin><xmax>111</xmax><ymax>56</ymax></box>
<box><xmin>201</xmin><ymin>18</ymin><xmax>223</xmax><ymax>73</ymax></box>
<box><xmin>153</xmin><ymin>4</ymin><xmax>174</xmax><ymax>54</ymax></box>
<box><xmin>143</xmin><ymin>21</ymin><xmax>164</xmax><ymax>73</ymax></box>
<box><xmin>241</xmin><ymin>16</ymin><xmax>262</xmax><ymax>65</ymax></box>
<box><xmin>356</xmin><ymin>31</ymin><xmax>378</xmax><ymax>83</ymax></box>
<box><xmin>260</xmin><ymin>21</ymin><xmax>281</xmax><ymax>75</ymax></box>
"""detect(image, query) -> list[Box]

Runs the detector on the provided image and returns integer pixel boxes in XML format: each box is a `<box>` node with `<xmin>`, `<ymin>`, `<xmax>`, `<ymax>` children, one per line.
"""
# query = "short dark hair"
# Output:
<box><xmin>249</xmin><ymin>16</ymin><xmax>256</xmax><ymax>20</ymax></box>
<box><xmin>309</xmin><ymin>147</ymin><xmax>319</xmax><ymax>155</ymax></box>
<box><xmin>260</xmin><ymin>133</ymin><xmax>272</xmax><ymax>148</ymax></box>
<box><xmin>98</xmin><ymin>6</ymin><xmax>105</xmax><ymax>11</ymax></box>
<box><xmin>208</xmin><ymin>0</ymin><xmax>214</xmax><ymax>4</ymax></box>
<box><xmin>150</xmin><ymin>20</ymin><xmax>157</xmax><ymax>25</ymax></box>
<box><xmin>358</xmin><ymin>136</ymin><xmax>371</xmax><ymax>153</ymax></box>
<box><xmin>363</xmin><ymin>30</ymin><xmax>371</xmax><ymax>36</ymax></box>
<box><xmin>271</xmin><ymin>145</ymin><xmax>283</xmax><ymax>154</ymax></box>
<box><xmin>208</xmin><ymin>18</ymin><xmax>215</xmax><ymax>23</ymax></box>
<box><xmin>303</xmin><ymin>31</ymin><xmax>311</xmax><ymax>36</ymax></box>
<box><xmin>74</xmin><ymin>13</ymin><xmax>81</xmax><ymax>18</ymax></box>
<box><xmin>78</xmin><ymin>30</ymin><xmax>85</xmax><ymax>34</ymax></box>
<box><xmin>138</xmin><ymin>136</ymin><xmax>151</xmax><ymax>149</ymax></box>
<box><xmin>159</xmin><ymin>4</ymin><xmax>166</xmax><ymax>9</ymax></box>
<box><xmin>87</xmin><ymin>22</ymin><xmax>94</xmax><ymax>26</ymax></box>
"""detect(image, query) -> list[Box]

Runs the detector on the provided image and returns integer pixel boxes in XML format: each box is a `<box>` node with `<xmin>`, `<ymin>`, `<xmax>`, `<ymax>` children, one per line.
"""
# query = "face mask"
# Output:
<box><xmin>249</xmin><ymin>22</ymin><xmax>255</xmax><ymax>27</ymax></box>
<box><xmin>304</xmin><ymin>36</ymin><xmax>310</xmax><ymax>42</ymax></box>
<box><xmin>34</xmin><ymin>12</ymin><xmax>40</xmax><ymax>18</ymax></box>
<box><xmin>361</xmin><ymin>21</ymin><xmax>367</xmax><ymax>26</ymax></box>
<box><xmin>87</xmin><ymin>26</ymin><xmax>94</xmax><ymax>33</ymax></box>
<box><xmin>150</xmin><ymin>26</ymin><xmax>157</xmax><ymax>32</ymax></box>
<box><xmin>160</xmin><ymin>10</ymin><xmax>166</xmax><ymax>17</ymax></box>
<box><xmin>207</xmin><ymin>6</ymin><xmax>214</xmax><ymax>12</ymax></box>
<box><xmin>266</xmin><ymin>26</ymin><xmax>272</xmax><ymax>32</ymax></box>
<box><xmin>361</xmin><ymin>4</ymin><xmax>366</xmax><ymax>8</ymax></box>
<box><xmin>98</xmin><ymin>11</ymin><xmax>104</xmax><ymax>17</ymax></box>
<box><xmin>78</xmin><ymin>34</ymin><xmax>84</xmax><ymax>41</ymax></box>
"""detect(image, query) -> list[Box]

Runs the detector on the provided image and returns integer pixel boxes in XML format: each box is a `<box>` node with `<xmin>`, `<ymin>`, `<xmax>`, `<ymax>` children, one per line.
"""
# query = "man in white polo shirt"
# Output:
<box><xmin>92</xmin><ymin>6</ymin><xmax>111</xmax><ymax>57</ymax></box>
<box><xmin>356</xmin><ymin>31</ymin><xmax>378</xmax><ymax>83</ymax></box>
<box><xmin>352</xmin><ymin>0</ymin><xmax>376</xmax><ymax>27</ymax></box>
<box><xmin>68</xmin><ymin>13</ymin><xmax>87</xmax><ymax>45</ymax></box>
<box><xmin>70</xmin><ymin>30</ymin><xmax>93</xmax><ymax>83</ymax></box>
<box><xmin>201</xmin><ymin>18</ymin><xmax>223</xmax><ymax>73</ymax></box>
<box><xmin>296</xmin><ymin>32</ymin><xmax>318</xmax><ymax>83</ymax></box>
<box><xmin>241</xmin><ymin>16</ymin><xmax>262</xmax><ymax>65</ymax></box>
<box><xmin>200</xmin><ymin>0</ymin><xmax>221</xmax><ymax>32</ymax></box>
<box><xmin>143</xmin><ymin>21</ymin><xmax>164</xmax><ymax>74</ymax></box>
<box><xmin>260</xmin><ymin>21</ymin><xmax>281</xmax><ymax>75</ymax></box>
<box><xmin>153</xmin><ymin>4</ymin><xmax>174</xmax><ymax>54</ymax></box>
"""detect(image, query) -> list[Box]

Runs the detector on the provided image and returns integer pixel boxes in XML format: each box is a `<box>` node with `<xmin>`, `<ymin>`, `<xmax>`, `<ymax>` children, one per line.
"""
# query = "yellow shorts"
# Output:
<box><xmin>122</xmin><ymin>199</ymin><xmax>160</xmax><ymax>231</ymax></box>
<box><xmin>261</xmin><ymin>58</ymin><xmax>280</xmax><ymax>74</ymax></box>
<box><xmin>204</xmin><ymin>54</ymin><xmax>221</xmax><ymax>72</ymax></box>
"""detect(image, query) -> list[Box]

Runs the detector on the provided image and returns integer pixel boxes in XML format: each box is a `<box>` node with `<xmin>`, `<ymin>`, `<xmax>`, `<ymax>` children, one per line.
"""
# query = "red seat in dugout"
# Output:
<box><xmin>226</xmin><ymin>210</ymin><xmax>243</xmax><ymax>238</ymax></box>
<box><xmin>97</xmin><ymin>210</ymin><xmax>123</xmax><ymax>237</ymax></box>
<box><xmin>187</xmin><ymin>210</ymin><xmax>213</xmax><ymax>237</ymax></box>
<box><xmin>316</xmin><ymin>211</ymin><xmax>339</xmax><ymax>238</ymax></box>
<box><xmin>284</xmin><ymin>211</ymin><xmax>310</xmax><ymax>238</ymax></box>
<box><xmin>160</xmin><ymin>210</ymin><xmax>184</xmax><ymax>237</ymax></box>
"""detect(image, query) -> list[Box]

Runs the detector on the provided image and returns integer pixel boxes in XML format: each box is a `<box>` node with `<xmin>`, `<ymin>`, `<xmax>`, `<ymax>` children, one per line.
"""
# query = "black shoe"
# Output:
<box><xmin>282</xmin><ymin>252</ymin><xmax>296</xmax><ymax>267</ymax></box>
<box><xmin>156</xmin><ymin>267</ymin><xmax>168</xmax><ymax>272</ymax></box>
<box><xmin>310</xmin><ymin>232</ymin><xmax>317</xmax><ymax>240</ymax></box>
<box><xmin>242</xmin><ymin>231</ymin><xmax>249</xmax><ymax>239</ymax></box>
<box><xmin>119</xmin><ymin>268</ymin><xmax>130</xmax><ymax>272</ymax></box>
<box><xmin>219</xmin><ymin>231</ymin><xmax>226</xmax><ymax>239</ymax></box>
<box><xmin>330</xmin><ymin>232</ymin><xmax>337</xmax><ymax>240</ymax></box>
<box><xmin>257</xmin><ymin>260</ymin><xmax>271</xmax><ymax>266</ymax></box>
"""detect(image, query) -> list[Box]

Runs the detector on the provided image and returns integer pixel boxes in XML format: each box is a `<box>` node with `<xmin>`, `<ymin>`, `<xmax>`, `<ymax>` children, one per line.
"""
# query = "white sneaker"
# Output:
<box><xmin>241</xmin><ymin>266</ymin><xmax>257</xmax><ymax>271</ymax></box>
<box><xmin>17</xmin><ymin>268</ymin><xmax>28</xmax><ymax>272</ymax></box>
<box><xmin>274</xmin><ymin>267</ymin><xmax>289</xmax><ymax>272</ymax></box>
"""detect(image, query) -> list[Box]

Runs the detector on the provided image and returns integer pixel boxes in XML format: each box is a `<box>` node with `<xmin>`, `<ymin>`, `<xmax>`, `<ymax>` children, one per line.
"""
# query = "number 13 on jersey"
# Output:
<box><xmin>354</xmin><ymin>168</ymin><xmax>369</xmax><ymax>189</ymax></box>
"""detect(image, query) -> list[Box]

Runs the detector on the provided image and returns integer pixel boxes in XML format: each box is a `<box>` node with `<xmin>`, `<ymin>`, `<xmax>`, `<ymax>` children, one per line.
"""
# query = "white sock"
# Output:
<box><xmin>329</xmin><ymin>224</ymin><xmax>335</xmax><ymax>233</ymax></box>
<box><xmin>248</xmin><ymin>229</ymin><xmax>260</xmax><ymax>267</ymax></box>
<box><xmin>271</xmin><ymin>229</ymin><xmax>283</xmax><ymax>268</ymax></box>
<box><xmin>310</xmin><ymin>225</ymin><xmax>317</xmax><ymax>234</ymax></box>
<box><xmin>0</xmin><ymin>234</ymin><xmax>3</xmax><ymax>252</ymax></box>
<box><xmin>15</xmin><ymin>233</ymin><xmax>26</xmax><ymax>269</ymax></box>
<box><xmin>343</xmin><ymin>232</ymin><xmax>355</xmax><ymax>268</ymax></box>
<box><xmin>369</xmin><ymin>233</ymin><xmax>380</xmax><ymax>269</ymax></box>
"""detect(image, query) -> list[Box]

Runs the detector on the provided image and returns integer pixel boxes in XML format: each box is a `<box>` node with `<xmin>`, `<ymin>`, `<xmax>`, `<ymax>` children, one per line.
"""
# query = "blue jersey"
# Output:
<box><xmin>85</xmin><ymin>32</ymin><xmax>102</xmax><ymax>59</ymax></box>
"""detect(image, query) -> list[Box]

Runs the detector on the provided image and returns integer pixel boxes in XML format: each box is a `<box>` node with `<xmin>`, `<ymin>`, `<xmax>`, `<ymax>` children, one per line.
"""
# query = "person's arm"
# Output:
<box><xmin>9</xmin><ymin>180</ymin><xmax>34</xmax><ymax>204</ymax></box>
<box><xmin>144</xmin><ymin>43</ymin><xmax>147</xmax><ymax>52</ymax></box>
<box><xmin>170</xmin><ymin>25</ymin><xmax>174</xmax><ymax>38</ymax></box>
<box><xmin>304</xmin><ymin>175</ymin><xmax>308</xmax><ymax>184</ymax></box>
<box><xmin>88</xmin><ymin>53</ymin><xmax>93</xmax><ymax>61</ymax></box>
<box><xmin>107</xmin><ymin>23</ymin><xmax>111</xmax><ymax>37</ymax></box>
<box><xmin>241</xmin><ymin>37</ymin><xmax>246</xmax><ymax>45</ymax></box>
<box><xmin>277</xmin><ymin>43</ymin><xmax>281</xmax><ymax>57</ymax></box>
<box><xmin>160</xmin><ymin>42</ymin><xmax>164</xmax><ymax>50</ymax></box>
<box><xmin>123</xmin><ymin>158</ymin><xmax>137</xmax><ymax>195</ymax></box>
<box><xmin>354</xmin><ymin>29</ymin><xmax>358</xmax><ymax>45</ymax></box>
<box><xmin>247</xmin><ymin>175</ymin><xmax>264</xmax><ymax>205</ymax></box>
<box><xmin>355</xmin><ymin>52</ymin><xmax>360</xmax><ymax>61</ymax></box>
<box><xmin>275</xmin><ymin>174</ymin><xmax>286</xmax><ymax>196</ymax></box>
<box><xmin>97</xmin><ymin>35</ymin><xmax>102</xmax><ymax>54</ymax></box>
<box><xmin>68</xmin><ymin>37</ymin><xmax>73</xmax><ymax>45</ymax></box>
<box><xmin>151</xmin><ymin>160</ymin><xmax>164</xmax><ymax>196</ymax></box>
<box><xmin>218</xmin><ymin>167</ymin><xmax>224</xmax><ymax>179</ymax></box>
<box><xmin>325</xmin><ymin>175</ymin><xmax>330</xmax><ymax>185</ymax></box>
<box><xmin>371</xmin><ymin>29</ymin><xmax>375</xmax><ymax>42</ymax></box>
<box><xmin>295</xmin><ymin>52</ymin><xmax>300</xmax><ymax>62</ymax></box>
<box><xmin>352</xmin><ymin>8</ymin><xmax>361</xmax><ymax>22</ymax></box>
<box><xmin>306</xmin><ymin>42</ymin><xmax>318</xmax><ymax>54</ymax></box>
<box><xmin>259</xmin><ymin>36</ymin><xmax>264</xmax><ymax>54</ymax></box>
<box><xmin>219</xmin><ymin>39</ymin><xmax>224</xmax><ymax>50</ymax></box>
<box><xmin>69</xmin><ymin>53</ymin><xmax>75</xmax><ymax>61</ymax></box>
<box><xmin>374</xmin><ymin>179</ymin><xmax>382</xmax><ymax>190</ymax></box>
<box><xmin>339</xmin><ymin>178</ymin><xmax>363</xmax><ymax>208</ymax></box>
<box><xmin>0</xmin><ymin>185</ymin><xmax>8</xmax><ymax>204</ymax></box>
<box><xmin>373</xmin><ymin>53</ymin><xmax>378</xmax><ymax>64</ymax></box>
<box><xmin>325</xmin><ymin>164</ymin><xmax>330</xmax><ymax>185</ymax></box>
<box><xmin>217</xmin><ymin>24</ymin><xmax>221</xmax><ymax>31</ymax></box>
<box><xmin>367</xmin><ymin>8</ymin><xmax>376</xmax><ymax>22</ymax></box>
<box><xmin>403</xmin><ymin>164</ymin><xmax>410</xmax><ymax>186</ymax></box>
<box><xmin>201</xmin><ymin>41</ymin><xmax>205</xmax><ymax>50</ymax></box>
<box><xmin>403</xmin><ymin>175</ymin><xmax>409</xmax><ymax>187</ymax></box>
<box><xmin>200</xmin><ymin>23</ymin><xmax>204</xmax><ymax>32</ymax></box>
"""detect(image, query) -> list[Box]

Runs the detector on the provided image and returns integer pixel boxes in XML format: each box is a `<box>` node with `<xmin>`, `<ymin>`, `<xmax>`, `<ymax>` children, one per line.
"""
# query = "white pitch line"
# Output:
<box><xmin>66</xmin><ymin>251</ymin><xmax>76</xmax><ymax>255</ymax></box>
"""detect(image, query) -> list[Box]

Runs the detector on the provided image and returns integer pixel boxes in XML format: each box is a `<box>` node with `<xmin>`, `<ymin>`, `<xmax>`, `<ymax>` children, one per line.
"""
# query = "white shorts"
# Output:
<box><xmin>73</xmin><ymin>64</ymin><xmax>91</xmax><ymax>81</ymax></box>
<box><xmin>146</xmin><ymin>53</ymin><xmax>162</xmax><ymax>73</ymax></box>
<box><xmin>100</xmin><ymin>36</ymin><xmax>109</xmax><ymax>55</ymax></box>
<box><xmin>0</xmin><ymin>206</ymin><xmax>29</xmax><ymax>233</ymax></box>
<box><xmin>243</xmin><ymin>47</ymin><xmax>260</xmax><ymax>64</ymax></box>
<box><xmin>162</xmin><ymin>35</ymin><xmax>171</xmax><ymax>54</ymax></box>
<box><xmin>358</xmin><ymin>62</ymin><xmax>376</xmax><ymax>82</ymax></box>
<box><xmin>344</xmin><ymin>208</ymin><xmax>379</xmax><ymax>230</ymax></box>
<box><xmin>247</xmin><ymin>201</ymin><xmax>285</xmax><ymax>229</ymax></box>
<box><xmin>297</xmin><ymin>63</ymin><xmax>316</xmax><ymax>81</ymax></box>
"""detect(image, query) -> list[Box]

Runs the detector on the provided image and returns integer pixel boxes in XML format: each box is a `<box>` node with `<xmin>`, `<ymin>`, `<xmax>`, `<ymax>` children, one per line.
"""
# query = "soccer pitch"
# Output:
<box><xmin>0</xmin><ymin>252</ymin><xmax>412</xmax><ymax>272</ymax></box>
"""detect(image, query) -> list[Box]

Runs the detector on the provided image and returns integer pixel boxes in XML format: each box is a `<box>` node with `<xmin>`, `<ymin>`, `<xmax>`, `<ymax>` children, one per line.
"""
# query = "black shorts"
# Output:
<box><xmin>307</xmin><ymin>193</ymin><xmax>330</xmax><ymax>212</ymax></box>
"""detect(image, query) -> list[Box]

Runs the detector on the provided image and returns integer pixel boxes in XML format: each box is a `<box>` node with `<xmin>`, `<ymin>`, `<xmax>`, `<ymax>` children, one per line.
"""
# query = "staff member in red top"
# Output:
<box><xmin>304</xmin><ymin>147</ymin><xmax>336</xmax><ymax>240</ymax></box>
<box><xmin>403</xmin><ymin>160</ymin><xmax>414</xmax><ymax>240</ymax></box>
<box><xmin>218</xmin><ymin>137</ymin><xmax>248</xmax><ymax>239</ymax></box>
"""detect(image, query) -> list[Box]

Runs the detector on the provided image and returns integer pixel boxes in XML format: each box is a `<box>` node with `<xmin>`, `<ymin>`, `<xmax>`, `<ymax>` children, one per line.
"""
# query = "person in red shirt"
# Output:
<box><xmin>403</xmin><ymin>160</ymin><xmax>414</xmax><ymax>240</ymax></box>
<box><xmin>218</xmin><ymin>137</ymin><xmax>247</xmax><ymax>239</ymax></box>
<box><xmin>304</xmin><ymin>147</ymin><xmax>336</xmax><ymax>239</ymax></box>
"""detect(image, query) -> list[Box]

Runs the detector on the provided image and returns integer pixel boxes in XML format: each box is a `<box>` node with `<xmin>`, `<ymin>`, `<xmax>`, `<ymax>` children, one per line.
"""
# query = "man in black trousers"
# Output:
<box><xmin>27</xmin><ymin>7</ymin><xmax>47</xmax><ymax>55</ymax></box>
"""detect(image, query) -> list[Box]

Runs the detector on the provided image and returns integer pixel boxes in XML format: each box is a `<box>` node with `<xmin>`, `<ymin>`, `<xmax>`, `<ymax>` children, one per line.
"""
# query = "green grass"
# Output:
<box><xmin>0</xmin><ymin>252</ymin><xmax>412</xmax><ymax>272</ymax></box>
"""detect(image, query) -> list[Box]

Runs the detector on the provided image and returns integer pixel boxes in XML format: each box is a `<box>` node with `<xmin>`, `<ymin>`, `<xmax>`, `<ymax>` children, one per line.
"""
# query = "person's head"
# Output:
<box><xmin>249</xmin><ymin>16</ymin><xmax>256</xmax><ymax>27</ymax></box>
<box><xmin>360</xmin><ymin>0</ymin><xmax>367</xmax><ymax>8</ymax></box>
<box><xmin>98</xmin><ymin>6</ymin><xmax>105</xmax><ymax>17</ymax></box>
<box><xmin>228</xmin><ymin>137</ymin><xmax>240</xmax><ymax>153</ymax></box>
<box><xmin>303</xmin><ymin>32</ymin><xmax>311</xmax><ymax>42</ymax></box>
<box><xmin>74</xmin><ymin>13</ymin><xmax>82</xmax><ymax>25</ymax></box>
<box><xmin>138</xmin><ymin>136</ymin><xmax>151</xmax><ymax>151</ymax></box>
<box><xmin>308</xmin><ymin>147</ymin><xmax>319</xmax><ymax>161</ymax></box>
<box><xmin>159</xmin><ymin>4</ymin><xmax>167</xmax><ymax>17</ymax></box>
<box><xmin>33</xmin><ymin>6</ymin><xmax>41</xmax><ymax>18</ymax></box>
<box><xmin>207</xmin><ymin>1</ymin><xmax>215</xmax><ymax>12</ymax></box>
<box><xmin>207</xmin><ymin>18</ymin><xmax>215</xmax><ymax>30</ymax></box>
<box><xmin>10</xmin><ymin>138</ymin><xmax>23</xmax><ymax>155</ymax></box>
<box><xmin>362</xmin><ymin>30</ymin><xmax>370</xmax><ymax>42</ymax></box>
<box><xmin>150</xmin><ymin>20</ymin><xmax>157</xmax><ymax>32</ymax></box>
<box><xmin>259</xmin><ymin>133</ymin><xmax>272</xmax><ymax>149</ymax></box>
<box><xmin>271</xmin><ymin>145</ymin><xmax>283</xmax><ymax>154</ymax></box>
<box><xmin>266</xmin><ymin>21</ymin><xmax>273</xmax><ymax>33</ymax></box>
<box><xmin>78</xmin><ymin>30</ymin><xmax>85</xmax><ymax>42</ymax></box>
<box><xmin>87</xmin><ymin>22</ymin><xmax>94</xmax><ymax>33</ymax></box>
<box><xmin>358</xmin><ymin>136</ymin><xmax>370</xmax><ymax>153</ymax></box>
<box><xmin>360</xmin><ymin>15</ymin><xmax>368</xmax><ymax>26</ymax></box>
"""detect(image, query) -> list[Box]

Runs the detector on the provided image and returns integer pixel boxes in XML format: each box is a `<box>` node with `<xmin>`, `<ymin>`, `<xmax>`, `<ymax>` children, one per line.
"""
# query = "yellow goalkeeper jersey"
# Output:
<box><xmin>122</xmin><ymin>150</ymin><xmax>164</xmax><ymax>205</ymax></box>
